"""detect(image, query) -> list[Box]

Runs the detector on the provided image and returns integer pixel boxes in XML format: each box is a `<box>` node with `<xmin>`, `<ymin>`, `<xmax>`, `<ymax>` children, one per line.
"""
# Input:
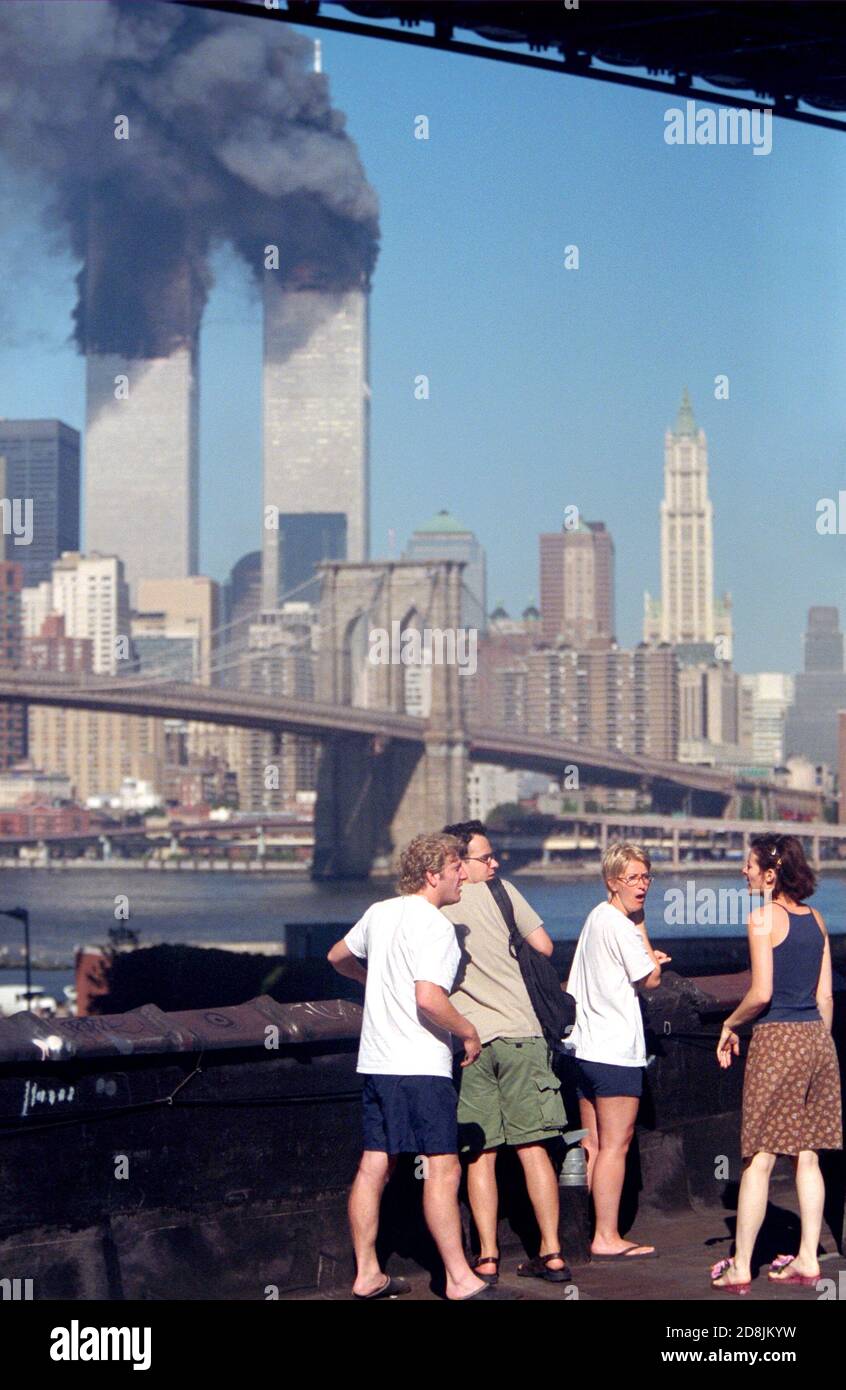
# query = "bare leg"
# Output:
<box><xmin>348</xmin><ymin>1150</ymin><xmax>397</xmax><ymax>1296</ymax></box>
<box><xmin>422</xmin><ymin>1154</ymin><xmax>487</xmax><ymax>1300</ymax></box>
<box><xmin>579</xmin><ymin>1097</ymin><xmax>599</xmax><ymax>1192</ymax></box>
<box><xmin>769</xmin><ymin>1150</ymin><xmax>823</xmax><ymax>1280</ymax></box>
<box><xmin>515</xmin><ymin>1142</ymin><xmax>566</xmax><ymax>1270</ymax></box>
<box><xmin>466</xmin><ymin>1149</ymin><xmax>500</xmax><ymax>1275</ymax></box>
<box><xmin>713</xmin><ymin>1150</ymin><xmax>775</xmax><ymax>1285</ymax></box>
<box><xmin>591</xmin><ymin>1096</ymin><xmax>653</xmax><ymax>1256</ymax></box>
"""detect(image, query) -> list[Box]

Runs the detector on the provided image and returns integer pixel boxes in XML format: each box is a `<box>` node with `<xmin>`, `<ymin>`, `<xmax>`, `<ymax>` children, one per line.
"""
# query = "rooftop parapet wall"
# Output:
<box><xmin>0</xmin><ymin>982</ymin><xmax>842</xmax><ymax>1298</ymax></box>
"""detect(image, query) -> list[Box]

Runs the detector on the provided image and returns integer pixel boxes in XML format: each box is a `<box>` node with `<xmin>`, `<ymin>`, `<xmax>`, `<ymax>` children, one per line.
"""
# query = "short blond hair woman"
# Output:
<box><xmin>566</xmin><ymin>843</ymin><xmax>670</xmax><ymax>1259</ymax></box>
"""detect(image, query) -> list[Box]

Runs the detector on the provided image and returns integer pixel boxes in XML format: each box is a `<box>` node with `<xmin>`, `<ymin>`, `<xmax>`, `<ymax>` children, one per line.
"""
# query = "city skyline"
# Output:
<box><xmin>0</xmin><ymin>6</ymin><xmax>843</xmax><ymax>676</ymax></box>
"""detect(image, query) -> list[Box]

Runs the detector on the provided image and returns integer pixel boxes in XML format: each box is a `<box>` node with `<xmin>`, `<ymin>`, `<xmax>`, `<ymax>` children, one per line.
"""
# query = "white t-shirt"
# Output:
<box><xmin>344</xmin><ymin>895</ymin><xmax>461</xmax><ymax>1078</ymax></box>
<box><xmin>566</xmin><ymin>901</ymin><xmax>655</xmax><ymax>1067</ymax></box>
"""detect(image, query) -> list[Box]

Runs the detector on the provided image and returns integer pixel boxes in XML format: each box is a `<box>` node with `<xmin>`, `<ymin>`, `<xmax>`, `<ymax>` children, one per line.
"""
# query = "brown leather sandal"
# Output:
<box><xmin>471</xmin><ymin>1254</ymin><xmax>500</xmax><ymax>1286</ymax></box>
<box><xmin>516</xmin><ymin>1251</ymin><xmax>572</xmax><ymax>1283</ymax></box>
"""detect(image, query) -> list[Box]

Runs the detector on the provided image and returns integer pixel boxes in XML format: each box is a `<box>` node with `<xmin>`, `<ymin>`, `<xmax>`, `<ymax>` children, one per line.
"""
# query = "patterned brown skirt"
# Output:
<box><xmin>741</xmin><ymin>1020</ymin><xmax>843</xmax><ymax>1158</ymax></box>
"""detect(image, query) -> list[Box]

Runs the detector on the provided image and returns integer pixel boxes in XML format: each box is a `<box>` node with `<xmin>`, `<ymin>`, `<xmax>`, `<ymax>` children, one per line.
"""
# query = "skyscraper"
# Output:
<box><xmin>0</xmin><ymin>419</ymin><xmax>80</xmax><ymax>585</ymax></box>
<box><xmin>784</xmin><ymin>607</ymin><xmax>846</xmax><ymax>767</ymax></box>
<box><xmin>643</xmin><ymin>390</ymin><xmax>732</xmax><ymax>657</ymax></box>
<box><xmin>85</xmin><ymin>345</ymin><xmax>199</xmax><ymax>600</ymax></box>
<box><xmin>404</xmin><ymin>510</ymin><xmax>487</xmax><ymax>632</ymax></box>
<box><xmin>804</xmin><ymin>606</ymin><xmax>844</xmax><ymax>672</ymax></box>
<box><xmin>739</xmin><ymin>673</ymin><xmax>795</xmax><ymax>766</ymax></box>
<box><xmin>262</xmin><ymin>280</ymin><xmax>370</xmax><ymax>609</ymax></box>
<box><xmin>539</xmin><ymin>520</ymin><xmax>614</xmax><ymax>646</ymax></box>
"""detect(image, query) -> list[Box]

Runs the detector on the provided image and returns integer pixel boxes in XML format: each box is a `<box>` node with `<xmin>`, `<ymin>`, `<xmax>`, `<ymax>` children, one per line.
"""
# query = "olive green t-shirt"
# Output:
<box><xmin>443</xmin><ymin>879</ymin><xmax>544</xmax><ymax>1045</ymax></box>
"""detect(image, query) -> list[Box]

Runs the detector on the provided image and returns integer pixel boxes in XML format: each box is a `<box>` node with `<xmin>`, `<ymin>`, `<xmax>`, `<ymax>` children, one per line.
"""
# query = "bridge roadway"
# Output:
<box><xmin>0</xmin><ymin>671</ymin><xmax>771</xmax><ymax>802</ymax></box>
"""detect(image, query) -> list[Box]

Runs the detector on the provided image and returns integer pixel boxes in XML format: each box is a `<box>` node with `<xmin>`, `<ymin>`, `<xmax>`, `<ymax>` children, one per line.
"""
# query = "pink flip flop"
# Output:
<box><xmin>768</xmin><ymin>1255</ymin><xmax>820</xmax><ymax>1287</ymax></box>
<box><xmin>710</xmin><ymin>1258</ymin><xmax>751</xmax><ymax>1295</ymax></box>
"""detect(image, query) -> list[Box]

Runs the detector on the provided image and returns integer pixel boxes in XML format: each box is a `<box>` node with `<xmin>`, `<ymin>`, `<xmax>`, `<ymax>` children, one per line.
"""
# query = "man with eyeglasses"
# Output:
<box><xmin>565</xmin><ymin>841</ymin><xmax>670</xmax><ymax>1261</ymax></box>
<box><xmin>441</xmin><ymin>819</ymin><xmax>570</xmax><ymax>1286</ymax></box>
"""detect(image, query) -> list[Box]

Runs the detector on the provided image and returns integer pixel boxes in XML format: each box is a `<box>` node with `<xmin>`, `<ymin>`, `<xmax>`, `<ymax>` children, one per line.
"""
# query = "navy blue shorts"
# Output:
<box><xmin>575</xmin><ymin>1058</ymin><xmax>644</xmax><ymax>1101</ymax></box>
<box><xmin>361</xmin><ymin>1074</ymin><xmax>458</xmax><ymax>1155</ymax></box>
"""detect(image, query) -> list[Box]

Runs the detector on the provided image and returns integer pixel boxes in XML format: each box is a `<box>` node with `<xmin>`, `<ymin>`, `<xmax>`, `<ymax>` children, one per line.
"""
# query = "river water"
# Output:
<box><xmin>1</xmin><ymin>866</ymin><xmax>844</xmax><ymax>1001</ymax></box>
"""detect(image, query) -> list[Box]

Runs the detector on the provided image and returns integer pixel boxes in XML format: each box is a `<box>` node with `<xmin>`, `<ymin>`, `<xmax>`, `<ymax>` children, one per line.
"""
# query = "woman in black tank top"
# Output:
<box><xmin>710</xmin><ymin>835</ymin><xmax>841</xmax><ymax>1294</ymax></box>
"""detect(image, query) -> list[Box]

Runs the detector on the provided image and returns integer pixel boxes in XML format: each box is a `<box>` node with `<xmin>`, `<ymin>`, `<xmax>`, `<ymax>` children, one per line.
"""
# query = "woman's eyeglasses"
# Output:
<box><xmin>620</xmin><ymin>873</ymin><xmax>652</xmax><ymax>886</ymax></box>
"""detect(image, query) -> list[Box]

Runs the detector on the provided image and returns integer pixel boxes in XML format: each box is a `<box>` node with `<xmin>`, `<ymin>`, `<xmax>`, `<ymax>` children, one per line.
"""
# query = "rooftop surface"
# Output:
<box><xmin>286</xmin><ymin>1172</ymin><xmax>845</xmax><ymax>1302</ymax></box>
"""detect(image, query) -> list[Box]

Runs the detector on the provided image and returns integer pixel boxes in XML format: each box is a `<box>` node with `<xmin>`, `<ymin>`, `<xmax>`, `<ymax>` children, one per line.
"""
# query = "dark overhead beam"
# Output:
<box><xmin>172</xmin><ymin>1</ymin><xmax>846</xmax><ymax>132</ymax></box>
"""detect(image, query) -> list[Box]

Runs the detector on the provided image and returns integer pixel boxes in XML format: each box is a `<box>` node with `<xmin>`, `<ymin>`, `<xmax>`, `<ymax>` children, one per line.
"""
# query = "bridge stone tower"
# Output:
<box><xmin>313</xmin><ymin>560</ymin><xmax>469</xmax><ymax>877</ymax></box>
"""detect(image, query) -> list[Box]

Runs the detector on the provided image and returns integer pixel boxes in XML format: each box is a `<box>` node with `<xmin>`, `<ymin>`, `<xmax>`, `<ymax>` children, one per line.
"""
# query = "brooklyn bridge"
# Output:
<box><xmin>0</xmin><ymin>560</ymin><xmax>824</xmax><ymax>876</ymax></box>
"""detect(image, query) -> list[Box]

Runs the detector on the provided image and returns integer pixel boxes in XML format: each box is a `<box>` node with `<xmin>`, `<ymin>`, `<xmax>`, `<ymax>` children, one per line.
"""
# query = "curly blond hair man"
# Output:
<box><xmin>328</xmin><ymin>832</ymin><xmax>515</xmax><ymax>1301</ymax></box>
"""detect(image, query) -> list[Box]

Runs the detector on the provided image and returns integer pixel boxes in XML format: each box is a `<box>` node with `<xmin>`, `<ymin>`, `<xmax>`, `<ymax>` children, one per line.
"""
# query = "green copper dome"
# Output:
<box><xmin>416</xmin><ymin>509</ymin><xmax>468</xmax><ymax>534</ymax></box>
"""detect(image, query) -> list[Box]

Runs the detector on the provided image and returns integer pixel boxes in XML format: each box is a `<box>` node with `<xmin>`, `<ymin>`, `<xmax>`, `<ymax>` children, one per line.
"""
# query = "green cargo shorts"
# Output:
<box><xmin>457</xmin><ymin>1036</ymin><xmax>566</xmax><ymax>1152</ymax></box>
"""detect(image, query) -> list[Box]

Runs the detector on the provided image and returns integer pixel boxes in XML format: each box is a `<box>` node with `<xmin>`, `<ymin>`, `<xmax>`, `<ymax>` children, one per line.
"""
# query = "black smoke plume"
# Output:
<box><xmin>0</xmin><ymin>0</ymin><xmax>379</xmax><ymax>358</ymax></box>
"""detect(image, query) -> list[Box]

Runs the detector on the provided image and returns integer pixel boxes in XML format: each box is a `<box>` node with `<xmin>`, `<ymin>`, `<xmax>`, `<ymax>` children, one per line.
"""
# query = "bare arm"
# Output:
<box><xmin>636</xmin><ymin>963</ymin><xmax>662</xmax><ymax>991</ymax></box>
<box><xmin>628</xmin><ymin>906</ymin><xmax>671</xmax><ymax>969</ymax></box>
<box><xmin>716</xmin><ymin>908</ymin><xmax>774</xmax><ymax>1067</ymax></box>
<box><xmin>415</xmin><ymin>981</ymin><xmax>481</xmax><ymax>1066</ymax></box>
<box><xmin>327</xmin><ymin>939</ymin><xmax>368</xmax><ymax>987</ymax></box>
<box><xmin>726</xmin><ymin>910</ymin><xmax>774</xmax><ymax>1028</ymax></box>
<box><xmin>524</xmin><ymin>925</ymin><xmax>554</xmax><ymax>958</ymax></box>
<box><xmin>814</xmin><ymin>912</ymin><xmax>834</xmax><ymax>1031</ymax></box>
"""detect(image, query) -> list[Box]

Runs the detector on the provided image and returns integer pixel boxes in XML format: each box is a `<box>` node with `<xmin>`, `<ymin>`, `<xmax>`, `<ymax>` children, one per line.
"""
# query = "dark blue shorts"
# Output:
<box><xmin>361</xmin><ymin>1074</ymin><xmax>458</xmax><ymax>1155</ymax></box>
<box><xmin>575</xmin><ymin>1058</ymin><xmax>644</xmax><ymax>1101</ymax></box>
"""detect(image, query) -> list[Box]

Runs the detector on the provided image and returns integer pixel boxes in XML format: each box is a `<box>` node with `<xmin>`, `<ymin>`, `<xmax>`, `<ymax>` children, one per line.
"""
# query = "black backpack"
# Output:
<box><xmin>486</xmin><ymin>878</ymin><xmax>576</xmax><ymax>1051</ymax></box>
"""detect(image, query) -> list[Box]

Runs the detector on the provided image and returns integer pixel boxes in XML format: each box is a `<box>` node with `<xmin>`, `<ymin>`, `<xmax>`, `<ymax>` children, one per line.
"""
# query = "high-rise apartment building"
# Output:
<box><xmin>643</xmin><ymin>391</ymin><xmax>732</xmax><ymax>657</ymax></box>
<box><xmin>404</xmin><ymin>511</ymin><xmax>487</xmax><ymax>632</ymax></box>
<box><xmin>50</xmin><ymin>552</ymin><xmax>131</xmax><ymax>676</ymax></box>
<box><xmin>0</xmin><ymin>419</ymin><xmax>80</xmax><ymax>585</ymax></box>
<box><xmin>0</xmin><ymin>561</ymin><xmax>26</xmax><ymax>770</ymax></box>
<box><xmin>524</xmin><ymin>642</ymin><xmax>678</xmax><ymax>760</ymax></box>
<box><xmin>228</xmin><ymin>607</ymin><xmax>318</xmax><ymax>811</ymax></box>
<box><xmin>739</xmin><ymin>673</ymin><xmax>795</xmax><ymax>767</ymax></box>
<box><xmin>262</xmin><ymin>282</ymin><xmax>370</xmax><ymax>609</ymax></box>
<box><xmin>85</xmin><ymin>346</ymin><xmax>199</xmax><ymax>599</ymax></box>
<box><xmin>540</xmin><ymin>520</ymin><xmax>614</xmax><ymax>646</ymax></box>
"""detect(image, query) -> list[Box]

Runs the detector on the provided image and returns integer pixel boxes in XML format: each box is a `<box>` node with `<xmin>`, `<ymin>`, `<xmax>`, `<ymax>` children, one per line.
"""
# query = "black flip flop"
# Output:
<box><xmin>353</xmin><ymin>1275</ymin><xmax>412</xmax><ymax>1300</ymax></box>
<box><xmin>591</xmin><ymin>1245</ymin><xmax>658</xmax><ymax>1261</ymax></box>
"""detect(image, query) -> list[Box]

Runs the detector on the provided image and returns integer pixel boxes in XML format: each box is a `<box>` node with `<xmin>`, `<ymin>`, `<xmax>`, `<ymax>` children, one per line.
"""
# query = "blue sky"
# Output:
<box><xmin>1</xmin><ymin>4</ymin><xmax>844</xmax><ymax>672</ymax></box>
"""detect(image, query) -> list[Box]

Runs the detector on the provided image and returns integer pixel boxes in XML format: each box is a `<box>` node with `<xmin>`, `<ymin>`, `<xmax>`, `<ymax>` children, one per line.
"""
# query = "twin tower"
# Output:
<box><xmin>84</xmin><ymin>279</ymin><xmax>370</xmax><ymax>606</ymax></box>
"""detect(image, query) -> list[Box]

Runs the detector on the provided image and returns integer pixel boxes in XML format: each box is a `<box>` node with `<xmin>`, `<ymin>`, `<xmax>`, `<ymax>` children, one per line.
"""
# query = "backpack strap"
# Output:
<box><xmin>486</xmin><ymin>877</ymin><xmax>522</xmax><ymax>954</ymax></box>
